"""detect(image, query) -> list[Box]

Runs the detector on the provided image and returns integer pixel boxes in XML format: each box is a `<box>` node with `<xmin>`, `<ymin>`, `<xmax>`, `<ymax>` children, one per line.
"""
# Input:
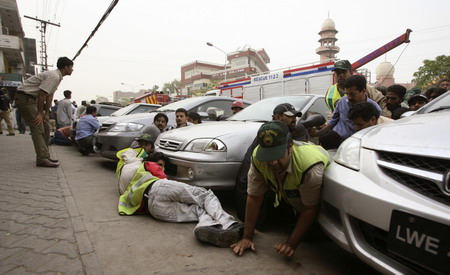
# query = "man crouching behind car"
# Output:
<box><xmin>231</xmin><ymin>121</ymin><xmax>330</xmax><ymax>257</ymax></box>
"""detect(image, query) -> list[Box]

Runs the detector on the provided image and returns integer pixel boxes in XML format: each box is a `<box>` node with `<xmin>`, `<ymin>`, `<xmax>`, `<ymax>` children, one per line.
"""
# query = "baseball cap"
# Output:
<box><xmin>136</xmin><ymin>133</ymin><xmax>154</xmax><ymax>143</ymax></box>
<box><xmin>231</xmin><ymin>100</ymin><xmax>244</xmax><ymax>109</ymax></box>
<box><xmin>256</xmin><ymin>121</ymin><xmax>290</xmax><ymax>162</ymax></box>
<box><xmin>332</xmin><ymin>60</ymin><xmax>352</xmax><ymax>72</ymax></box>
<box><xmin>407</xmin><ymin>94</ymin><xmax>428</xmax><ymax>105</ymax></box>
<box><xmin>273</xmin><ymin>103</ymin><xmax>302</xmax><ymax>117</ymax></box>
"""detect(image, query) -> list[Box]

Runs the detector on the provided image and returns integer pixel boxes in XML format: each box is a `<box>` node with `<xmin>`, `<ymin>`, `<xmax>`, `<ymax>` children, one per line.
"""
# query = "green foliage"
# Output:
<box><xmin>96</xmin><ymin>96</ymin><xmax>108</xmax><ymax>103</ymax></box>
<box><xmin>119</xmin><ymin>97</ymin><xmax>132</xmax><ymax>106</ymax></box>
<box><xmin>161</xmin><ymin>79</ymin><xmax>181</xmax><ymax>94</ymax></box>
<box><xmin>412</xmin><ymin>55</ymin><xmax>450</xmax><ymax>89</ymax></box>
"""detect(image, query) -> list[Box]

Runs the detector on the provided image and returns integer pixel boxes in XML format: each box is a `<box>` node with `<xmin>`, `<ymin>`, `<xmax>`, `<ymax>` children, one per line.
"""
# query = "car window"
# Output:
<box><xmin>417</xmin><ymin>90</ymin><xmax>450</xmax><ymax>114</ymax></box>
<box><xmin>129</xmin><ymin>105</ymin><xmax>158</xmax><ymax>114</ymax></box>
<box><xmin>98</xmin><ymin>106</ymin><xmax>120</xmax><ymax>116</ymax></box>
<box><xmin>300</xmin><ymin>97</ymin><xmax>329</xmax><ymax>121</ymax></box>
<box><xmin>110</xmin><ymin>104</ymin><xmax>137</xmax><ymax>116</ymax></box>
<box><xmin>191</xmin><ymin>100</ymin><xmax>235</xmax><ymax>121</ymax></box>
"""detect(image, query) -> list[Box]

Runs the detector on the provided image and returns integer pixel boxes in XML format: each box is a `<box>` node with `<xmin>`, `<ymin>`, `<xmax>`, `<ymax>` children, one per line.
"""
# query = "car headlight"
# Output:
<box><xmin>109</xmin><ymin>122</ymin><xmax>144</xmax><ymax>132</ymax></box>
<box><xmin>184</xmin><ymin>138</ymin><xmax>227</xmax><ymax>152</ymax></box>
<box><xmin>334</xmin><ymin>136</ymin><xmax>361</xmax><ymax>171</ymax></box>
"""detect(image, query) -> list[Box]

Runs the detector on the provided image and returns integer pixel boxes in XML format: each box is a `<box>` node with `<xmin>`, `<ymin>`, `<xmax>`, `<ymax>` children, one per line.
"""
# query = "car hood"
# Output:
<box><xmin>360</xmin><ymin>112</ymin><xmax>450</xmax><ymax>158</ymax></box>
<box><xmin>157</xmin><ymin>121</ymin><xmax>264</xmax><ymax>160</ymax></box>
<box><xmin>159</xmin><ymin>121</ymin><xmax>263</xmax><ymax>143</ymax></box>
<box><xmin>101</xmin><ymin>112</ymin><xmax>160</xmax><ymax>125</ymax></box>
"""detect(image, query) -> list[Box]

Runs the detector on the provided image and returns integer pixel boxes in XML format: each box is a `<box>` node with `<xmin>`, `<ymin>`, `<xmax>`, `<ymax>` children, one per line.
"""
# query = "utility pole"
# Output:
<box><xmin>24</xmin><ymin>16</ymin><xmax>60</xmax><ymax>72</ymax></box>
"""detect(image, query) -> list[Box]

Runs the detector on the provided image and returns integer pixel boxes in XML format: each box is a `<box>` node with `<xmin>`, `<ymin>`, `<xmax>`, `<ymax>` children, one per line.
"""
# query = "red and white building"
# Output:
<box><xmin>180</xmin><ymin>46</ymin><xmax>270</xmax><ymax>94</ymax></box>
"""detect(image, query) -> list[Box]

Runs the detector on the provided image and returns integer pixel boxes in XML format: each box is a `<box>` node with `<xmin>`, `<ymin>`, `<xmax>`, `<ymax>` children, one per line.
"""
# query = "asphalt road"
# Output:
<box><xmin>50</xmin><ymin>141</ymin><xmax>379</xmax><ymax>274</ymax></box>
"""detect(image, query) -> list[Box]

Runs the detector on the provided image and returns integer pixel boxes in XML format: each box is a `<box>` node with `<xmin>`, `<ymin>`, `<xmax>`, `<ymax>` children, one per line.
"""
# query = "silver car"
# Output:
<box><xmin>319</xmin><ymin>91</ymin><xmax>450</xmax><ymax>274</ymax></box>
<box><xmin>155</xmin><ymin>95</ymin><xmax>329</xmax><ymax>189</ymax></box>
<box><xmin>93</xmin><ymin>96</ymin><xmax>251</xmax><ymax>159</ymax></box>
<box><xmin>96</xmin><ymin>102</ymin><xmax>161</xmax><ymax>124</ymax></box>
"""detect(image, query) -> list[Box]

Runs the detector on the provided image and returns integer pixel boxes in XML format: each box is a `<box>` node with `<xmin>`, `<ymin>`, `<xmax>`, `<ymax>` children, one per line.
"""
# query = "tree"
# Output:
<box><xmin>151</xmin><ymin>85</ymin><xmax>159</xmax><ymax>92</ymax></box>
<box><xmin>161</xmin><ymin>79</ymin><xmax>181</xmax><ymax>95</ymax></box>
<box><xmin>412</xmin><ymin>55</ymin><xmax>450</xmax><ymax>89</ymax></box>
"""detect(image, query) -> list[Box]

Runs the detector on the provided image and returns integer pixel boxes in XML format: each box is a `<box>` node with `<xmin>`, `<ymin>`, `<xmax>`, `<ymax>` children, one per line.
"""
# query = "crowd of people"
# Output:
<box><xmin>3</xmin><ymin>56</ymin><xmax>449</xmax><ymax>258</ymax></box>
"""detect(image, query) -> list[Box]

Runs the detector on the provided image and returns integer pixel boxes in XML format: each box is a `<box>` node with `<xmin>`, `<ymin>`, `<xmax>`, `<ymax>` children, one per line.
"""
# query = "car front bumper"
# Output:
<box><xmin>319</xmin><ymin>149</ymin><xmax>450</xmax><ymax>275</ymax></box>
<box><xmin>156</xmin><ymin>148</ymin><xmax>240</xmax><ymax>190</ymax></box>
<box><xmin>93</xmin><ymin>131</ymin><xmax>140</xmax><ymax>160</ymax></box>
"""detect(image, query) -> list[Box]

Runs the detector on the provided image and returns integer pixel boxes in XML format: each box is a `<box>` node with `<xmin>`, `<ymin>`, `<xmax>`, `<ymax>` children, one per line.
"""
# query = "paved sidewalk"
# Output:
<box><xmin>0</xmin><ymin>133</ymin><xmax>101</xmax><ymax>274</ymax></box>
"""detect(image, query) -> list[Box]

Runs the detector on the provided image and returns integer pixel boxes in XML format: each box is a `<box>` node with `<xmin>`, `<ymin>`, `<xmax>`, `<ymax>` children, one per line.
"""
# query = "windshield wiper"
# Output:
<box><xmin>429</xmin><ymin>105</ymin><xmax>450</xmax><ymax>113</ymax></box>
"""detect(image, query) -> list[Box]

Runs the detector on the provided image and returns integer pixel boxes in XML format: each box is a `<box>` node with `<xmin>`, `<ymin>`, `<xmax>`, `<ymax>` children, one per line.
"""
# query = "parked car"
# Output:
<box><xmin>72</xmin><ymin>103</ymin><xmax>122</xmax><ymax>129</ymax></box>
<box><xmin>319</xmin><ymin>91</ymin><xmax>450</xmax><ymax>274</ymax></box>
<box><xmin>96</xmin><ymin>102</ymin><xmax>161</xmax><ymax>124</ymax></box>
<box><xmin>93</xmin><ymin>96</ymin><xmax>251</xmax><ymax>160</ymax></box>
<box><xmin>155</xmin><ymin>95</ymin><xmax>329</xmax><ymax>190</ymax></box>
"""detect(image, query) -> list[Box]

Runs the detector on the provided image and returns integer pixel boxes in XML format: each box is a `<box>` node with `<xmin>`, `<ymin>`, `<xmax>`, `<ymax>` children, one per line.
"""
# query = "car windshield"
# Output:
<box><xmin>156</xmin><ymin>97</ymin><xmax>205</xmax><ymax>112</ymax></box>
<box><xmin>228</xmin><ymin>96</ymin><xmax>313</xmax><ymax>122</ymax></box>
<box><xmin>416</xmin><ymin>90</ymin><xmax>450</xmax><ymax>114</ymax></box>
<box><xmin>110</xmin><ymin>104</ymin><xmax>137</xmax><ymax>116</ymax></box>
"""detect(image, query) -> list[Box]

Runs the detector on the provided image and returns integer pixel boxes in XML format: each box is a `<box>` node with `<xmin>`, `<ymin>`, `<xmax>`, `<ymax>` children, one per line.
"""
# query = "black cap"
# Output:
<box><xmin>332</xmin><ymin>60</ymin><xmax>352</xmax><ymax>72</ymax></box>
<box><xmin>273</xmin><ymin>103</ymin><xmax>302</xmax><ymax>117</ymax></box>
<box><xmin>407</xmin><ymin>94</ymin><xmax>428</xmax><ymax>105</ymax></box>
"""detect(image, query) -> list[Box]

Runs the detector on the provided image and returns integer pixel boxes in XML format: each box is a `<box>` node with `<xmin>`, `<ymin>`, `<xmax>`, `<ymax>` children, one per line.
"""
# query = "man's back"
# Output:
<box><xmin>57</xmin><ymin>98</ymin><xmax>73</xmax><ymax>125</ymax></box>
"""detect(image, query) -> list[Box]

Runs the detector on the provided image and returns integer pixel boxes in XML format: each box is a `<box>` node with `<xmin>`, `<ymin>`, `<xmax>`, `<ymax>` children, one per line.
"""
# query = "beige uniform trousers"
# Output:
<box><xmin>0</xmin><ymin>109</ymin><xmax>14</xmax><ymax>134</ymax></box>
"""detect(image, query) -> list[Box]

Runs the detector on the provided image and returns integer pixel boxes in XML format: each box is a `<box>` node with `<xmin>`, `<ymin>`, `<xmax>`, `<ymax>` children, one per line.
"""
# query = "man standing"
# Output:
<box><xmin>169</xmin><ymin>108</ymin><xmax>192</xmax><ymax>129</ymax></box>
<box><xmin>76</xmin><ymin>100</ymin><xmax>88</xmax><ymax>118</ymax></box>
<box><xmin>75</xmin><ymin>106</ymin><xmax>100</xmax><ymax>156</ymax></box>
<box><xmin>325</xmin><ymin>60</ymin><xmax>389</xmax><ymax>116</ymax></box>
<box><xmin>314</xmin><ymin>75</ymin><xmax>381</xmax><ymax>140</ymax></box>
<box><xmin>0</xmin><ymin>88</ymin><xmax>15</xmax><ymax>136</ymax></box>
<box><xmin>15</xmin><ymin>56</ymin><xmax>74</xmax><ymax>167</ymax></box>
<box><xmin>231</xmin><ymin>121</ymin><xmax>329</xmax><ymax>256</ymax></box>
<box><xmin>57</xmin><ymin>90</ymin><xmax>73</xmax><ymax>127</ymax></box>
<box><xmin>385</xmin><ymin>85</ymin><xmax>409</xmax><ymax>119</ymax></box>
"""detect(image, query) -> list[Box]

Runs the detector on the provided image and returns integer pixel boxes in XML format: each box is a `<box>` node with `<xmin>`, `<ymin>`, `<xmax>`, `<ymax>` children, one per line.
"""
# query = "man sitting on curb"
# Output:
<box><xmin>117</xmin><ymin>147</ymin><xmax>244</xmax><ymax>247</ymax></box>
<box><xmin>231</xmin><ymin>121</ymin><xmax>330</xmax><ymax>257</ymax></box>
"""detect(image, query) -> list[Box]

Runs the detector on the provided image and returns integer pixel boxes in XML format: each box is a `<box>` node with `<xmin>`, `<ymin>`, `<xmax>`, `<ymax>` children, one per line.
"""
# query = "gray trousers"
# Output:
<box><xmin>147</xmin><ymin>179</ymin><xmax>236</xmax><ymax>230</ymax></box>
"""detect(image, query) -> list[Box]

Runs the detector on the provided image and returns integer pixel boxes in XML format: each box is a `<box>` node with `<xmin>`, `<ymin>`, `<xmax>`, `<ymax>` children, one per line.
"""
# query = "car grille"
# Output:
<box><xmin>158</xmin><ymin>139</ymin><xmax>182</xmax><ymax>151</ymax></box>
<box><xmin>99</xmin><ymin>123</ymin><xmax>112</xmax><ymax>132</ymax></box>
<box><xmin>377</xmin><ymin>151</ymin><xmax>450</xmax><ymax>207</ymax></box>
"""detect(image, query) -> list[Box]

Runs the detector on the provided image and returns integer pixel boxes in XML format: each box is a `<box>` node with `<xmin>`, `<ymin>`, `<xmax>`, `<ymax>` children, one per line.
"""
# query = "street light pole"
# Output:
<box><xmin>206</xmin><ymin>42</ymin><xmax>228</xmax><ymax>82</ymax></box>
<box><xmin>121</xmin><ymin>82</ymin><xmax>145</xmax><ymax>93</ymax></box>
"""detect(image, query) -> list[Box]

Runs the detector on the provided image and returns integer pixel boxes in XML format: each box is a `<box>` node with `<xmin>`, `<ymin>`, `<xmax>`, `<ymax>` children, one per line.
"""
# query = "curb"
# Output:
<box><xmin>52</xmin><ymin>146</ymin><xmax>103</xmax><ymax>275</ymax></box>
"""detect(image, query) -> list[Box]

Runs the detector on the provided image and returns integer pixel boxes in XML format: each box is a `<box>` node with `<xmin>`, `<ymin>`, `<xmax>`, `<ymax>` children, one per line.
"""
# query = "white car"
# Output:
<box><xmin>319</xmin><ymin>91</ymin><xmax>450</xmax><ymax>274</ymax></box>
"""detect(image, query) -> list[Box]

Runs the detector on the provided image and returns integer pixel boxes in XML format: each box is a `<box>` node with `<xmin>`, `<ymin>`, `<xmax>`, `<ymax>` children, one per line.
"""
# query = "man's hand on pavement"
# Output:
<box><xmin>230</xmin><ymin>239</ymin><xmax>255</xmax><ymax>256</ymax></box>
<box><xmin>274</xmin><ymin>242</ymin><xmax>295</xmax><ymax>257</ymax></box>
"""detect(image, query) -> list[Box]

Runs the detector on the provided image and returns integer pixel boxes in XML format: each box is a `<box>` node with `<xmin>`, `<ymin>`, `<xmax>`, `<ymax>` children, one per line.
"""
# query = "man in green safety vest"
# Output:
<box><xmin>325</xmin><ymin>60</ymin><xmax>390</xmax><ymax>117</ymax></box>
<box><xmin>231</xmin><ymin>121</ymin><xmax>330</xmax><ymax>257</ymax></box>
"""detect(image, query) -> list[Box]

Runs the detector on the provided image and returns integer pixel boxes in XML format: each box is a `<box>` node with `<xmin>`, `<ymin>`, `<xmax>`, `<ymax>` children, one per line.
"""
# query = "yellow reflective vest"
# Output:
<box><xmin>252</xmin><ymin>143</ymin><xmax>330</xmax><ymax>212</ymax></box>
<box><xmin>325</xmin><ymin>84</ymin><xmax>342</xmax><ymax>112</ymax></box>
<box><xmin>118</xmin><ymin>163</ymin><xmax>158</xmax><ymax>215</ymax></box>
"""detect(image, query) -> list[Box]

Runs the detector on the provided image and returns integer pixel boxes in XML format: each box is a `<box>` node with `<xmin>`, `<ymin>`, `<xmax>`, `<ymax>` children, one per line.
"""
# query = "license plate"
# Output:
<box><xmin>387</xmin><ymin>210</ymin><xmax>450</xmax><ymax>274</ymax></box>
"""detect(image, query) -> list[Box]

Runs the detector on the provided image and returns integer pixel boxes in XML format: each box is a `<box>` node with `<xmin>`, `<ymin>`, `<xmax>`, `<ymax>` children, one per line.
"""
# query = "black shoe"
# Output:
<box><xmin>79</xmin><ymin>149</ymin><xmax>89</xmax><ymax>156</ymax></box>
<box><xmin>6</xmin><ymin>133</ymin><xmax>15</xmax><ymax>136</ymax></box>
<box><xmin>194</xmin><ymin>223</ymin><xmax>244</xmax><ymax>248</ymax></box>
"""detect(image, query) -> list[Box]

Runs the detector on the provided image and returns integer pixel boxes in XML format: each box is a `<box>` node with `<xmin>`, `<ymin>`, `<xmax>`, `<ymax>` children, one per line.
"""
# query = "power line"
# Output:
<box><xmin>72</xmin><ymin>0</ymin><xmax>120</xmax><ymax>61</ymax></box>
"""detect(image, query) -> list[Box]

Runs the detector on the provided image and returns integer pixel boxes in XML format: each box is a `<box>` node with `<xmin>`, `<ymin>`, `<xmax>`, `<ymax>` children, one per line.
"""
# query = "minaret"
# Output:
<box><xmin>316</xmin><ymin>17</ymin><xmax>340</xmax><ymax>63</ymax></box>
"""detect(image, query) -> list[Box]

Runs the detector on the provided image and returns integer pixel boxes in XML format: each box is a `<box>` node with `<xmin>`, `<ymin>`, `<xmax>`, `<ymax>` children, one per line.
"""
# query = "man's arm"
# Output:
<box><xmin>230</xmin><ymin>193</ymin><xmax>264</xmax><ymax>255</ymax></box>
<box><xmin>274</xmin><ymin>203</ymin><xmax>319</xmax><ymax>256</ymax></box>
<box><xmin>44</xmin><ymin>93</ymin><xmax>53</xmax><ymax>121</ymax></box>
<box><xmin>34</xmin><ymin>90</ymin><xmax>48</xmax><ymax>125</ymax></box>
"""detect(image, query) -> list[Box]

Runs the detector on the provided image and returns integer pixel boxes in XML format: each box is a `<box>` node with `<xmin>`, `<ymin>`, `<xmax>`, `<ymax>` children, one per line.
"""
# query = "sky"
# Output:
<box><xmin>17</xmin><ymin>0</ymin><xmax>450</xmax><ymax>103</ymax></box>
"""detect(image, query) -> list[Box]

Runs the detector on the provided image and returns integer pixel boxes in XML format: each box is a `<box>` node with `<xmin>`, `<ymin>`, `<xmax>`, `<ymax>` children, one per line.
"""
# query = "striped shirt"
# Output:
<box><xmin>17</xmin><ymin>69</ymin><xmax>63</xmax><ymax>96</ymax></box>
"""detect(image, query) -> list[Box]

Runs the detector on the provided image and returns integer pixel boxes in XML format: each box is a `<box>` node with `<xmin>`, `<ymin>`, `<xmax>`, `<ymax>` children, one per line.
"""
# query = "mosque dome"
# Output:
<box><xmin>321</xmin><ymin>18</ymin><xmax>336</xmax><ymax>30</ymax></box>
<box><xmin>376</xmin><ymin>61</ymin><xmax>395</xmax><ymax>76</ymax></box>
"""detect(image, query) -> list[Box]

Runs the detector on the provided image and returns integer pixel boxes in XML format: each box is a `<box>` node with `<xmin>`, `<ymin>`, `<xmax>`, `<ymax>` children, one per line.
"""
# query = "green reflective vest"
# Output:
<box><xmin>116</xmin><ymin>147</ymin><xmax>147</xmax><ymax>181</ymax></box>
<box><xmin>118</xmin><ymin>163</ymin><xmax>158</xmax><ymax>215</ymax></box>
<box><xmin>325</xmin><ymin>84</ymin><xmax>342</xmax><ymax>112</ymax></box>
<box><xmin>252</xmin><ymin>143</ymin><xmax>330</xmax><ymax>212</ymax></box>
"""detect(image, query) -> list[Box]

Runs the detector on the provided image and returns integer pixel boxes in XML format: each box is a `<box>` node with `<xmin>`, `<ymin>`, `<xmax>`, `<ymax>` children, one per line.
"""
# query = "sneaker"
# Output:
<box><xmin>194</xmin><ymin>223</ymin><xmax>244</xmax><ymax>248</ymax></box>
<box><xmin>6</xmin><ymin>133</ymin><xmax>15</xmax><ymax>136</ymax></box>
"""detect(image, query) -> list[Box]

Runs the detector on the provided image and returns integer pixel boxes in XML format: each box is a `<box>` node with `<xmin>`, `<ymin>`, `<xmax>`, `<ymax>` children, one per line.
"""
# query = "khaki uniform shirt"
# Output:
<box><xmin>247</xmin><ymin>157</ymin><xmax>324</xmax><ymax>206</ymax></box>
<box><xmin>18</xmin><ymin>69</ymin><xmax>63</xmax><ymax>96</ymax></box>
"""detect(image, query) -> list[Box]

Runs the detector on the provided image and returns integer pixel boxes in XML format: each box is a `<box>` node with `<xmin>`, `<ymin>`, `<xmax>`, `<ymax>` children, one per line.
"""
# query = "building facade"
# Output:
<box><xmin>0</xmin><ymin>0</ymin><xmax>28</xmax><ymax>88</ymax></box>
<box><xmin>180</xmin><ymin>46</ymin><xmax>270</xmax><ymax>94</ymax></box>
